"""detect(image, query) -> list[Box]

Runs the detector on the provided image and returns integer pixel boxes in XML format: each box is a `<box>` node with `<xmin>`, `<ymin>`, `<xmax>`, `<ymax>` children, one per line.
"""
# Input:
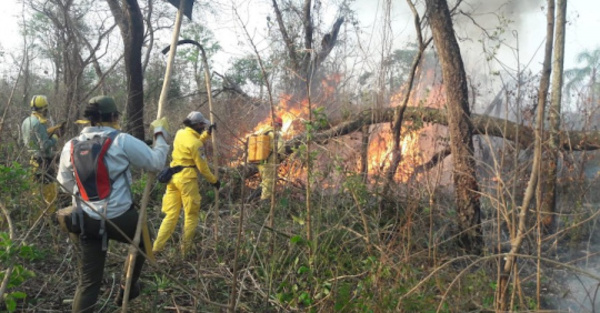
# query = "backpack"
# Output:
<box><xmin>247</xmin><ymin>131</ymin><xmax>273</xmax><ymax>163</ymax></box>
<box><xmin>71</xmin><ymin>131</ymin><xmax>120</xmax><ymax>201</ymax></box>
<box><xmin>67</xmin><ymin>131</ymin><xmax>120</xmax><ymax>250</ymax></box>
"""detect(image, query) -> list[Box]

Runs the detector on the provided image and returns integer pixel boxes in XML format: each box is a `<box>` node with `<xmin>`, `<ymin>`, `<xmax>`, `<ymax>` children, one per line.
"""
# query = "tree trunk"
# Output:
<box><xmin>107</xmin><ymin>0</ymin><xmax>145</xmax><ymax>139</ymax></box>
<box><xmin>386</xmin><ymin>0</ymin><xmax>429</xmax><ymax>187</ymax></box>
<box><xmin>360</xmin><ymin>124</ymin><xmax>369</xmax><ymax>182</ymax></box>
<box><xmin>425</xmin><ymin>0</ymin><xmax>483</xmax><ymax>254</ymax></box>
<box><xmin>271</xmin><ymin>0</ymin><xmax>343</xmax><ymax>96</ymax></box>
<box><xmin>541</xmin><ymin>0</ymin><xmax>567</xmax><ymax>233</ymax></box>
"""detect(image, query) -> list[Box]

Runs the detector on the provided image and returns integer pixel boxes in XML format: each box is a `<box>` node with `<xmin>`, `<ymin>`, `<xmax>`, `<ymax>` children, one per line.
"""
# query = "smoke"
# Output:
<box><xmin>553</xmin><ymin>265</ymin><xmax>600</xmax><ymax>312</ymax></box>
<box><xmin>460</xmin><ymin>0</ymin><xmax>543</xmax><ymax>29</ymax></box>
<box><xmin>448</xmin><ymin>0</ymin><xmax>546</xmax><ymax>111</ymax></box>
<box><xmin>452</xmin><ymin>0</ymin><xmax>544</xmax><ymax>49</ymax></box>
<box><xmin>470</xmin><ymin>0</ymin><xmax>542</xmax><ymax>15</ymax></box>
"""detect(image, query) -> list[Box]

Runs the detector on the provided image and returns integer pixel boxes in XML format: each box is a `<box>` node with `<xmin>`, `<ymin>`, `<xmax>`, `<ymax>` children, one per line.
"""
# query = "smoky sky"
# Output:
<box><xmin>456</xmin><ymin>0</ymin><xmax>544</xmax><ymax>36</ymax></box>
<box><xmin>452</xmin><ymin>0</ymin><xmax>546</xmax><ymax>72</ymax></box>
<box><xmin>474</xmin><ymin>0</ymin><xmax>542</xmax><ymax>13</ymax></box>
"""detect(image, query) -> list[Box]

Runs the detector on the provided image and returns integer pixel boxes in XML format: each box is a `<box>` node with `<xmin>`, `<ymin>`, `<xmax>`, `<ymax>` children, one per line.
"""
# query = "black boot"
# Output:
<box><xmin>115</xmin><ymin>282</ymin><xmax>141</xmax><ymax>306</ymax></box>
<box><xmin>246</xmin><ymin>187</ymin><xmax>262</xmax><ymax>202</ymax></box>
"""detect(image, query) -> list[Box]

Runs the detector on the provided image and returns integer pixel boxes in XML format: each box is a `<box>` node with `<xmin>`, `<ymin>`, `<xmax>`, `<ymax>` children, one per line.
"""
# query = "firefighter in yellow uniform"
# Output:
<box><xmin>258</xmin><ymin>116</ymin><xmax>284</xmax><ymax>201</ymax></box>
<box><xmin>153</xmin><ymin>111</ymin><xmax>221</xmax><ymax>256</ymax></box>
<box><xmin>21</xmin><ymin>95</ymin><xmax>63</xmax><ymax>214</ymax></box>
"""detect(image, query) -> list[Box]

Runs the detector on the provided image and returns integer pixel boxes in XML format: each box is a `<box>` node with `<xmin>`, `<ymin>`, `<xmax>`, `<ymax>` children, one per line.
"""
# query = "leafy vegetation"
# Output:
<box><xmin>1</xmin><ymin>0</ymin><xmax>600</xmax><ymax>312</ymax></box>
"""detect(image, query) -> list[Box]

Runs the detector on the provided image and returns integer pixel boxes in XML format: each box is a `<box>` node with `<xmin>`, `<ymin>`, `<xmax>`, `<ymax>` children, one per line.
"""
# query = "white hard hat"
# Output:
<box><xmin>187</xmin><ymin>111</ymin><xmax>210</xmax><ymax>125</ymax></box>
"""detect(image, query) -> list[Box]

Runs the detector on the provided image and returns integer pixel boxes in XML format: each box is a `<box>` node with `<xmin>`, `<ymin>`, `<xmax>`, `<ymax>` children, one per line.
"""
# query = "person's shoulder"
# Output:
<box><xmin>175</xmin><ymin>127</ymin><xmax>188</xmax><ymax>137</ymax></box>
<box><xmin>22</xmin><ymin>115</ymin><xmax>39</xmax><ymax>124</ymax></box>
<box><xmin>113</xmin><ymin>131</ymin><xmax>141</xmax><ymax>145</ymax></box>
<box><xmin>179</xmin><ymin>127</ymin><xmax>200</xmax><ymax>140</ymax></box>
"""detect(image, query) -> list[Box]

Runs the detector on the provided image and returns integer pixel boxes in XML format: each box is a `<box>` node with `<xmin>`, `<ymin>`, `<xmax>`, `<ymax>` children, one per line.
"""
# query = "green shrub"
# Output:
<box><xmin>0</xmin><ymin>232</ymin><xmax>41</xmax><ymax>312</ymax></box>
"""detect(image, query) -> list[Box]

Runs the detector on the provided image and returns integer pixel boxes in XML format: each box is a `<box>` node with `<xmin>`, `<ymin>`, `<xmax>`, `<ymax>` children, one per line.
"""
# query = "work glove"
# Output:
<box><xmin>211</xmin><ymin>180</ymin><xmax>221</xmax><ymax>190</ymax></box>
<box><xmin>150</xmin><ymin>117</ymin><xmax>170</xmax><ymax>140</ymax></box>
<box><xmin>207</xmin><ymin>123</ymin><xmax>217</xmax><ymax>135</ymax></box>
<box><xmin>47</xmin><ymin>121</ymin><xmax>66</xmax><ymax>137</ymax></box>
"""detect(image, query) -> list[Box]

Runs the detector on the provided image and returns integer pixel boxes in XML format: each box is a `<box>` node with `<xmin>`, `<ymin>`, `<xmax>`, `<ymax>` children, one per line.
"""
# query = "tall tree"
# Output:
<box><xmin>271</xmin><ymin>0</ymin><xmax>343</xmax><ymax>95</ymax></box>
<box><xmin>178</xmin><ymin>24</ymin><xmax>221</xmax><ymax>96</ymax></box>
<box><xmin>564</xmin><ymin>48</ymin><xmax>600</xmax><ymax>124</ymax></box>
<box><xmin>29</xmin><ymin>0</ymin><xmax>96</xmax><ymax>132</ymax></box>
<box><xmin>565</xmin><ymin>49</ymin><xmax>600</xmax><ymax>95</ymax></box>
<box><xmin>541</xmin><ymin>0</ymin><xmax>567</xmax><ymax>232</ymax></box>
<box><xmin>425</xmin><ymin>0</ymin><xmax>482</xmax><ymax>253</ymax></box>
<box><xmin>106</xmin><ymin>0</ymin><xmax>145</xmax><ymax>139</ymax></box>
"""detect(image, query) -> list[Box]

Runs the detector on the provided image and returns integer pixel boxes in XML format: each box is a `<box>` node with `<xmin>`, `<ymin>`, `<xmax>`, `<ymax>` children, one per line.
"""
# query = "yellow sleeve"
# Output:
<box><xmin>192</xmin><ymin>142</ymin><xmax>217</xmax><ymax>184</ymax></box>
<box><xmin>199</xmin><ymin>131</ymin><xmax>210</xmax><ymax>144</ymax></box>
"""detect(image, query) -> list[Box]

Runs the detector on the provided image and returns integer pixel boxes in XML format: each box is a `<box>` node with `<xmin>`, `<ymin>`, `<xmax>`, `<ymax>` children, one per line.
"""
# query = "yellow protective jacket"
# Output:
<box><xmin>153</xmin><ymin>126</ymin><xmax>216</xmax><ymax>254</ymax></box>
<box><xmin>257</xmin><ymin>126</ymin><xmax>284</xmax><ymax>200</ymax></box>
<box><xmin>171</xmin><ymin>126</ymin><xmax>217</xmax><ymax>184</ymax></box>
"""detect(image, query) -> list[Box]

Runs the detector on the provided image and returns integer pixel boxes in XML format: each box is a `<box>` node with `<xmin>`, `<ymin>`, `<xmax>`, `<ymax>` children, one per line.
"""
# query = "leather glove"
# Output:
<box><xmin>150</xmin><ymin>117</ymin><xmax>170</xmax><ymax>139</ymax></box>
<box><xmin>211</xmin><ymin>180</ymin><xmax>221</xmax><ymax>189</ymax></box>
<box><xmin>207</xmin><ymin>123</ymin><xmax>217</xmax><ymax>135</ymax></box>
<box><xmin>47</xmin><ymin>121</ymin><xmax>66</xmax><ymax>137</ymax></box>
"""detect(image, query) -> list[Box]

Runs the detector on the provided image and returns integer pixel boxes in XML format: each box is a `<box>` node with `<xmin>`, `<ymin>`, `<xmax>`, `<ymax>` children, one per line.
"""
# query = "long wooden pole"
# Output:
<box><xmin>198</xmin><ymin>46</ymin><xmax>220</xmax><ymax>242</ymax></box>
<box><xmin>121</xmin><ymin>0</ymin><xmax>186</xmax><ymax>311</ymax></box>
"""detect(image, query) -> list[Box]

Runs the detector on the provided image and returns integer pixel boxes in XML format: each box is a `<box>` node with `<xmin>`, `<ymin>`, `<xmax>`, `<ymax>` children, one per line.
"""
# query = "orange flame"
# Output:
<box><xmin>366</xmin><ymin>124</ymin><xmax>423</xmax><ymax>182</ymax></box>
<box><xmin>249</xmin><ymin>94</ymin><xmax>310</xmax><ymax>137</ymax></box>
<box><xmin>240</xmin><ymin>69</ymin><xmax>444</xmax><ymax>185</ymax></box>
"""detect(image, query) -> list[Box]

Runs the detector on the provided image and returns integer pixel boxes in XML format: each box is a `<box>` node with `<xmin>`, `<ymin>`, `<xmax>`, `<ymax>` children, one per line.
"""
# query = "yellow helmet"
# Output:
<box><xmin>30</xmin><ymin>95</ymin><xmax>49</xmax><ymax>111</ymax></box>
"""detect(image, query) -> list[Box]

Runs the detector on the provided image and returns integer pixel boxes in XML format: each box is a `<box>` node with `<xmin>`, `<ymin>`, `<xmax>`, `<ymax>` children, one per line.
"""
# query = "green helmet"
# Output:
<box><xmin>89</xmin><ymin>96</ymin><xmax>119</xmax><ymax>115</ymax></box>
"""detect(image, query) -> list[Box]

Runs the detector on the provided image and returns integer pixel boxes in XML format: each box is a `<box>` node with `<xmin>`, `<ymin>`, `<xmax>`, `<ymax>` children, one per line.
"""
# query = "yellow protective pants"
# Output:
<box><xmin>42</xmin><ymin>183</ymin><xmax>58</xmax><ymax>213</ymax></box>
<box><xmin>31</xmin><ymin>156</ymin><xmax>58</xmax><ymax>216</ymax></box>
<box><xmin>258</xmin><ymin>163</ymin><xmax>277</xmax><ymax>200</ymax></box>
<box><xmin>30</xmin><ymin>183</ymin><xmax>57</xmax><ymax>226</ymax></box>
<box><xmin>153</xmin><ymin>175</ymin><xmax>201</xmax><ymax>255</ymax></box>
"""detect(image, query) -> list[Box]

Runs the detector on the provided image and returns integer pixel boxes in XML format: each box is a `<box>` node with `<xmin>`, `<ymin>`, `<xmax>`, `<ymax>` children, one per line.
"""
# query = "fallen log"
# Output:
<box><xmin>284</xmin><ymin>107</ymin><xmax>600</xmax><ymax>152</ymax></box>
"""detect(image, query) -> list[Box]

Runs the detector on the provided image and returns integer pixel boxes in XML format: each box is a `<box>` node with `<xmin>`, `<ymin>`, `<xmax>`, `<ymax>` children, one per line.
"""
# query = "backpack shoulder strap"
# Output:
<box><xmin>100</xmin><ymin>130</ymin><xmax>121</xmax><ymax>252</ymax></box>
<box><xmin>105</xmin><ymin>130</ymin><xmax>120</xmax><ymax>146</ymax></box>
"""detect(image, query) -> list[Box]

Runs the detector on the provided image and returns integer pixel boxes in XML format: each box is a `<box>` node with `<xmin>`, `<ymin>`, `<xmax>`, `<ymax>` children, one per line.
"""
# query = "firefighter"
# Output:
<box><xmin>21</xmin><ymin>95</ymin><xmax>63</xmax><ymax>214</ymax></box>
<box><xmin>56</xmin><ymin>96</ymin><xmax>170</xmax><ymax>311</ymax></box>
<box><xmin>152</xmin><ymin>111</ymin><xmax>221</xmax><ymax>257</ymax></box>
<box><xmin>257</xmin><ymin>116</ymin><xmax>284</xmax><ymax>202</ymax></box>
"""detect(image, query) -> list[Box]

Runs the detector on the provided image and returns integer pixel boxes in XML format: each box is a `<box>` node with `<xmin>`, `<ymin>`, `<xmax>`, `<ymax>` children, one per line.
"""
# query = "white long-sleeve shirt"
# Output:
<box><xmin>57</xmin><ymin>126</ymin><xmax>169</xmax><ymax>220</ymax></box>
